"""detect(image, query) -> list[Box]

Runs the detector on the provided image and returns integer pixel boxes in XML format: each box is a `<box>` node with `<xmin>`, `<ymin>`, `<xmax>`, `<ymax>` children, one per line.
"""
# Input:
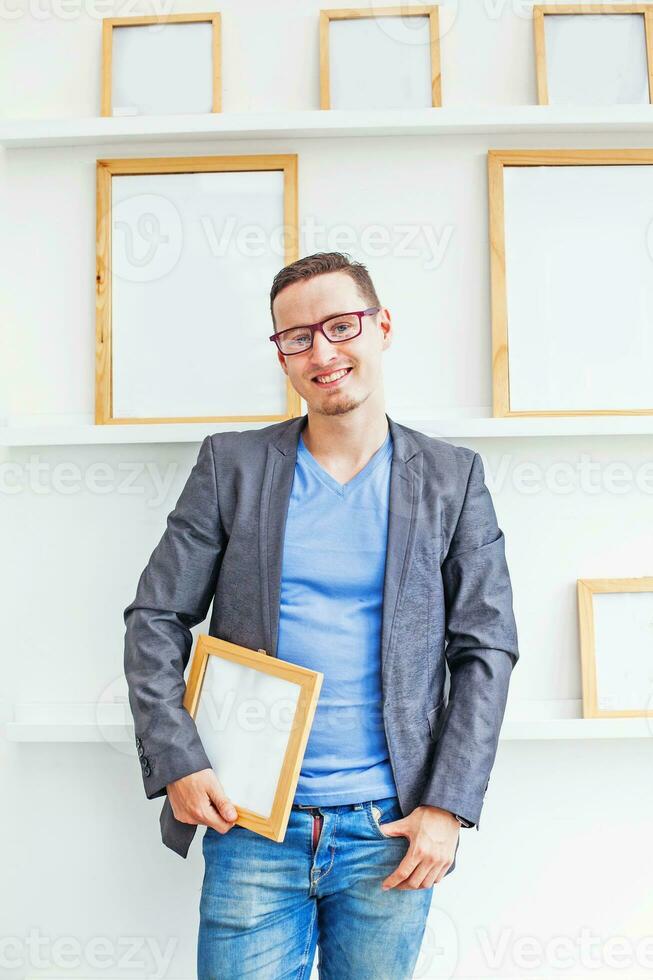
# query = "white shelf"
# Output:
<box><xmin>0</xmin><ymin>420</ymin><xmax>271</xmax><ymax>447</ymax></box>
<box><xmin>5</xmin><ymin>703</ymin><xmax>135</xmax><ymax>743</ymax></box>
<box><xmin>403</xmin><ymin>416</ymin><xmax>653</xmax><ymax>439</ymax></box>
<box><xmin>2</xmin><ymin>105</ymin><xmax>653</xmax><ymax>148</ymax></box>
<box><xmin>6</xmin><ymin>722</ymin><xmax>134</xmax><ymax>743</ymax></box>
<box><xmin>2</xmin><ymin>414</ymin><xmax>653</xmax><ymax>446</ymax></box>
<box><xmin>5</xmin><ymin>702</ymin><xmax>652</xmax><ymax>742</ymax></box>
<box><xmin>503</xmin><ymin>717</ymin><xmax>652</xmax><ymax>740</ymax></box>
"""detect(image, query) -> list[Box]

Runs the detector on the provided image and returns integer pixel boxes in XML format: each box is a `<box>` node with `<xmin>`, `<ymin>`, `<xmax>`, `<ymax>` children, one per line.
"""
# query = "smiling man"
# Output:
<box><xmin>123</xmin><ymin>251</ymin><xmax>520</xmax><ymax>979</ymax></box>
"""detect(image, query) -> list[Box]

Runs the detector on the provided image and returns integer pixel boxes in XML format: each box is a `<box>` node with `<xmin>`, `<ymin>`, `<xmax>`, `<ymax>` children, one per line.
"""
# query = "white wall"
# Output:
<box><xmin>2</xmin><ymin>2</ymin><xmax>653</xmax><ymax>978</ymax></box>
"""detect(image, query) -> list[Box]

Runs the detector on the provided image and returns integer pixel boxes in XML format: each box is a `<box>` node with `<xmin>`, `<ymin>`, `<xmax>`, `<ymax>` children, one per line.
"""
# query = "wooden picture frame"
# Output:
<box><xmin>319</xmin><ymin>6</ymin><xmax>441</xmax><ymax>109</ymax></box>
<box><xmin>183</xmin><ymin>635</ymin><xmax>323</xmax><ymax>841</ymax></box>
<box><xmin>101</xmin><ymin>13</ymin><xmax>222</xmax><ymax>117</ymax></box>
<box><xmin>488</xmin><ymin>148</ymin><xmax>653</xmax><ymax>418</ymax></box>
<box><xmin>533</xmin><ymin>4</ymin><xmax>653</xmax><ymax>105</ymax></box>
<box><xmin>95</xmin><ymin>153</ymin><xmax>301</xmax><ymax>425</ymax></box>
<box><xmin>578</xmin><ymin>577</ymin><xmax>653</xmax><ymax>718</ymax></box>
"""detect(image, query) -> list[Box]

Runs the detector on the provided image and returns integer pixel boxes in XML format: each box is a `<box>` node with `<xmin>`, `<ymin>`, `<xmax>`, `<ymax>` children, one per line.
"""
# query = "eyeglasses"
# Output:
<box><xmin>269</xmin><ymin>307</ymin><xmax>380</xmax><ymax>355</ymax></box>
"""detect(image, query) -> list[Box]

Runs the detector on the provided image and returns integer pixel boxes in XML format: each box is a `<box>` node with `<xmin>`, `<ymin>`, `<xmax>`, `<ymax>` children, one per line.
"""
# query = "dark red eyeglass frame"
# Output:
<box><xmin>269</xmin><ymin>307</ymin><xmax>380</xmax><ymax>355</ymax></box>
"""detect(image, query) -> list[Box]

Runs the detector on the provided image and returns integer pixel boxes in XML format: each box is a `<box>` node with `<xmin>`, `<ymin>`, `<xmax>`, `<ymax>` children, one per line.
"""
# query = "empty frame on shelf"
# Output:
<box><xmin>101</xmin><ymin>13</ymin><xmax>222</xmax><ymax>117</ymax></box>
<box><xmin>95</xmin><ymin>154</ymin><xmax>301</xmax><ymax>424</ymax></box>
<box><xmin>578</xmin><ymin>578</ymin><xmax>653</xmax><ymax>718</ymax></box>
<box><xmin>320</xmin><ymin>6</ymin><xmax>441</xmax><ymax>109</ymax></box>
<box><xmin>488</xmin><ymin>149</ymin><xmax>653</xmax><ymax>418</ymax></box>
<box><xmin>533</xmin><ymin>4</ymin><xmax>653</xmax><ymax>105</ymax></box>
<box><xmin>183</xmin><ymin>635</ymin><xmax>323</xmax><ymax>841</ymax></box>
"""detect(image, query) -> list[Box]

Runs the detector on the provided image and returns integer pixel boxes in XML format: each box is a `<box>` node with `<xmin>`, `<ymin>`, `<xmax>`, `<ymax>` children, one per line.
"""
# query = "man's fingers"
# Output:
<box><xmin>201</xmin><ymin>808</ymin><xmax>236</xmax><ymax>834</ymax></box>
<box><xmin>204</xmin><ymin>781</ymin><xmax>238</xmax><ymax>832</ymax></box>
<box><xmin>166</xmin><ymin>769</ymin><xmax>238</xmax><ymax>832</ymax></box>
<box><xmin>381</xmin><ymin>850</ymin><xmax>421</xmax><ymax>890</ymax></box>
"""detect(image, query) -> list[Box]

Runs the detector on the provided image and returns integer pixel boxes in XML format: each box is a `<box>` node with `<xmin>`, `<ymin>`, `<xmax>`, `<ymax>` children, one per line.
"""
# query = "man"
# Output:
<box><xmin>124</xmin><ymin>252</ymin><xmax>519</xmax><ymax>979</ymax></box>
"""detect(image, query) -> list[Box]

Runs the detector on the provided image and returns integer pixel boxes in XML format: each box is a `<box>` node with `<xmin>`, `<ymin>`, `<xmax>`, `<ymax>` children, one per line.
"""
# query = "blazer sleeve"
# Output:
<box><xmin>419</xmin><ymin>451</ymin><xmax>519</xmax><ymax>829</ymax></box>
<box><xmin>123</xmin><ymin>435</ymin><xmax>226</xmax><ymax>800</ymax></box>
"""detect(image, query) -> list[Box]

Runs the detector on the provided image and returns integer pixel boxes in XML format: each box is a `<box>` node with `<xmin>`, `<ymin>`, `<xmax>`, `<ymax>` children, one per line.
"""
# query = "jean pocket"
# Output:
<box><xmin>367</xmin><ymin>796</ymin><xmax>404</xmax><ymax>840</ymax></box>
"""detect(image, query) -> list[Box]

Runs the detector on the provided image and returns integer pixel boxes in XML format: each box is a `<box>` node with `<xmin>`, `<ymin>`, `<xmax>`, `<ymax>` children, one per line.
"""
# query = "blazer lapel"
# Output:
<box><xmin>259</xmin><ymin>413</ymin><xmax>423</xmax><ymax>673</ymax></box>
<box><xmin>380</xmin><ymin>417</ymin><xmax>423</xmax><ymax>683</ymax></box>
<box><xmin>259</xmin><ymin>415</ymin><xmax>307</xmax><ymax>658</ymax></box>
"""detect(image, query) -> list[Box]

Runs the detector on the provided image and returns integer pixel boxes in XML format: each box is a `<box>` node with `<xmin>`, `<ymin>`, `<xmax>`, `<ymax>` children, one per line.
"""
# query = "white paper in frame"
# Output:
<box><xmin>488</xmin><ymin>150</ymin><xmax>653</xmax><ymax>417</ymax></box>
<box><xmin>183</xmin><ymin>635</ymin><xmax>323</xmax><ymax>841</ymax></box>
<box><xmin>320</xmin><ymin>7</ymin><xmax>441</xmax><ymax>110</ymax></box>
<box><xmin>578</xmin><ymin>578</ymin><xmax>653</xmax><ymax>718</ymax></box>
<box><xmin>101</xmin><ymin>14</ymin><xmax>222</xmax><ymax>117</ymax></box>
<box><xmin>533</xmin><ymin>5</ymin><xmax>653</xmax><ymax>106</ymax></box>
<box><xmin>95</xmin><ymin>155</ymin><xmax>301</xmax><ymax>424</ymax></box>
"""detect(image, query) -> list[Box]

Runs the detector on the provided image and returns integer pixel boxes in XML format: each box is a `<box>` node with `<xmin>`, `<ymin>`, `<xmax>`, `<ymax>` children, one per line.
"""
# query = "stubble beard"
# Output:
<box><xmin>308</xmin><ymin>386</ymin><xmax>371</xmax><ymax>417</ymax></box>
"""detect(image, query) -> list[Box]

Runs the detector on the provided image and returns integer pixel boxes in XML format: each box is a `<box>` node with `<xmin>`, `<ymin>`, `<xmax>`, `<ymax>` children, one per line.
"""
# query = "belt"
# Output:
<box><xmin>292</xmin><ymin>801</ymin><xmax>366</xmax><ymax>811</ymax></box>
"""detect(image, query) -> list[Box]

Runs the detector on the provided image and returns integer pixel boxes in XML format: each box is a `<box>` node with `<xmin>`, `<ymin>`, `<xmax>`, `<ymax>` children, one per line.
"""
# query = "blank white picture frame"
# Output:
<box><xmin>578</xmin><ymin>578</ymin><xmax>653</xmax><ymax>717</ymax></box>
<box><xmin>95</xmin><ymin>154</ymin><xmax>301</xmax><ymax>424</ymax></box>
<box><xmin>533</xmin><ymin>5</ymin><xmax>653</xmax><ymax>105</ymax></box>
<box><xmin>320</xmin><ymin>6</ymin><xmax>441</xmax><ymax>109</ymax></box>
<box><xmin>488</xmin><ymin>150</ymin><xmax>653</xmax><ymax>417</ymax></box>
<box><xmin>195</xmin><ymin>653</ymin><xmax>302</xmax><ymax>818</ymax></box>
<box><xmin>101</xmin><ymin>13</ymin><xmax>221</xmax><ymax>117</ymax></box>
<box><xmin>183</xmin><ymin>635</ymin><xmax>323</xmax><ymax>840</ymax></box>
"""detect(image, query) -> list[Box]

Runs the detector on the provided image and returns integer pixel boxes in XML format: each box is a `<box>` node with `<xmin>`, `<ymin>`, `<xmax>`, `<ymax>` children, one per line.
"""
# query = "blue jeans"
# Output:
<box><xmin>197</xmin><ymin>795</ymin><xmax>440</xmax><ymax>979</ymax></box>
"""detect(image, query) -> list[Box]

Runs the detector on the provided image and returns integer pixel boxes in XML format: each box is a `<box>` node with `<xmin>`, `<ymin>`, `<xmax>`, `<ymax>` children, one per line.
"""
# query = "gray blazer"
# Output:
<box><xmin>123</xmin><ymin>413</ymin><xmax>519</xmax><ymax>858</ymax></box>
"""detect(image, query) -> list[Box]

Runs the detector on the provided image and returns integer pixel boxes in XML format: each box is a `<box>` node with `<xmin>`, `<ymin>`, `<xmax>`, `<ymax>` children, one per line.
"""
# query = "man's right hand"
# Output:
<box><xmin>167</xmin><ymin>768</ymin><xmax>239</xmax><ymax>834</ymax></box>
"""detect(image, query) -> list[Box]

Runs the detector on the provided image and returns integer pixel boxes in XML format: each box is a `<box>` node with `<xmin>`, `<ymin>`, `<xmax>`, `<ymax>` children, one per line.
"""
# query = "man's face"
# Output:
<box><xmin>271</xmin><ymin>271</ymin><xmax>391</xmax><ymax>417</ymax></box>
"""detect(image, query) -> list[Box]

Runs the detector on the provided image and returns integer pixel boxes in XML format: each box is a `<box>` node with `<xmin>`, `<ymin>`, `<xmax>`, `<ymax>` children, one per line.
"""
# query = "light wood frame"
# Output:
<box><xmin>101</xmin><ymin>13</ymin><xmax>222</xmax><ymax>117</ymax></box>
<box><xmin>319</xmin><ymin>6</ymin><xmax>442</xmax><ymax>109</ymax></box>
<box><xmin>578</xmin><ymin>577</ymin><xmax>653</xmax><ymax>718</ymax></box>
<box><xmin>533</xmin><ymin>4</ymin><xmax>653</xmax><ymax>105</ymax></box>
<box><xmin>95</xmin><ymin>153</ymin><xmax>301</xmax><ymax>425</ymax></box>
<box><xmin>183</xmin><ymin>635</ymin><xmax>323</xmax><ymax>841</ymax></box>
<box><xmin>488</xmin><ymin>147</ymin><xmax>653</xmax><ymax>418</ymax></box>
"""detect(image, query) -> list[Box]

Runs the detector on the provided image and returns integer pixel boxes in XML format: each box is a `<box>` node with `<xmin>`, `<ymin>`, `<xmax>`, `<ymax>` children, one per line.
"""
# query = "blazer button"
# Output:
<box><xmin>135</xmin><ymin>736</ymin><xmax>142</xmax><ymax>746</ymax></box>
<box><xmin>137</xmin><ymin>745</ymin><xmax>145</xmax><ymax>758</ymax></box>
<box><xmin>143</xmin><ymin>765</ymin><xmax>151</xmax><ymax>776</ymax></box>
<box><xmin>140</xmin><ymin>755</ymin><xmax>149</xmax><ymax>768</ymax></box>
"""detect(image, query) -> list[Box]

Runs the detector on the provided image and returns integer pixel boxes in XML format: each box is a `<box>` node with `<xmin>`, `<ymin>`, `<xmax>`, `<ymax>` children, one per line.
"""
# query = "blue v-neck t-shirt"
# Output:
<box><xmin>276</xmin><ymin>426</ymin><xmax>398</xmax><ymax>804</ymax></box>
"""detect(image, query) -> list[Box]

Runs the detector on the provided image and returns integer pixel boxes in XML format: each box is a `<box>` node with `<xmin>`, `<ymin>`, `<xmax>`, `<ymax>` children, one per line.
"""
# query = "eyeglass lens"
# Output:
<box><xmin>277</xmin><ymin>314</ymin><xmax>360</xmax><ymax>354</ymax></box>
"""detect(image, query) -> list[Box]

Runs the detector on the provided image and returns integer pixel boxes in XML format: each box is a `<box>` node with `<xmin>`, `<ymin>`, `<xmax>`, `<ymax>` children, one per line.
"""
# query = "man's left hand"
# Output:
<box><xmin>379</xmin><ymin>805</ymin><xmax>460</xmax><ymax>891</ymax></box>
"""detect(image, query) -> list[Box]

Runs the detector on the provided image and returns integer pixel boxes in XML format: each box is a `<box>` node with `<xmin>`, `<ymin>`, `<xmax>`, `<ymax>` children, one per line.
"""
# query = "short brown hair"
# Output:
<box><xmin>269</xmin><ymin>252</ymin><xmax>380</xmax><ymax>326</ymax></box>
